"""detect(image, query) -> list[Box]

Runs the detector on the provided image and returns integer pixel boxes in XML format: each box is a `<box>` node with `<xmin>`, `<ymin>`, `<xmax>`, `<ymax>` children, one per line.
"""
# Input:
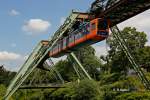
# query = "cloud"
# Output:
<box><xmin>92</xmin><ymin>44</ymin><xmax>108</xmax><ymax>57</ymax></box>
<box><xmin>92</xmin><ymin>10</ymin><xmax>150</xmax><ymax>57</ymax></box>
<box><xmin>51</xmin><ymin>55</ymin><xmax>67</xmax><ymax>64</ymax></box>
<box><xmin>22</xmin><ymin>19</ymin><xmax>51</xmax><ymax>35</ymax></box>
<box><xmin>9</xmin><ymin>9</ymin><xmax>20</xmax><ymax>16</ymax></box>
<box><xmin>0</xmin><ymin>51</ymin><xmax>21</xmax><ymax>61</ymax></box>
<box><xmin>118</xmin><ymin>9</ymin><xmax>150</xmax><ymax>45</ymax></box>
<box><xmin>0</xmin><ymin>53</ymin><xmax>30</xmax><ymax>71</ymax></box>
<box><xmin>60</xmin><ymin>17</ymin><xmax>66</xmax><ymax>25</ymax></box>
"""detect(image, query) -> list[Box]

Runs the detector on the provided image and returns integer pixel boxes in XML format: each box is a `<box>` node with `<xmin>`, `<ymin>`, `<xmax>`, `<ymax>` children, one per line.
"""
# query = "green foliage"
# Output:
<box><xmin>99</xmin><ymin>73</ymin><xmax>122</xmax><ymax>84</ymax></box>
<box><xmin>0</xmin><ymin>66</ymin><xmax>16</xmax><ymax>86</ymax></box>
<box><xmin>115</xmin><ymin>92</ymin><xmax>150</xmax><ymax>100</ymax></box>
<box><xmin>50</xmin><ymin>79</ymin><xmax>102</xmax><ymax>100</ymax></box>
<box><xmin>54</xmin><ymin>60</ymin><xmax>77</xmax><ymax>81</ymax></box>
<box><xmin>134</xmin><ymin>46</ymin><xmax>150</xmax><ymax>72</ymax></box>
<box><xmin>104</xmin><ymin>27</ymin><xmax>148</xmax><ymax>77</ymax></box>
<box><xmin>126</xmin><ymin>76</ymin><xmax>145</xmax><ymax>91</ymax></box>
<box><xmin>73</xmin><ymin>79</ymin><xmax>101</xmax><ymax>100</ymax></box>
<box><xmin>74</xmin><ymin>46</ymin><xmax>102</xmax><ymax>79</ymax></box>
<box><xmin>108</xmin><ymin>27</ymin><xmax>147</xmax><ymax>54</ymax></box>
<box><xmin>50</xmin><ymin>83</ymin><xmax>75</xmax><ymax>100</ymax></box>
<box><xmin>98</xmin><ymin>27</ymin><xmax>150</xmax><ymax>99</ymax></box>
<box><xmin>0</xmin><ymin>84</ymin><xmax>6</xmax><ymax>99</ymax></box>
<box><xmin>13</xmin><ymin>89</ymin><xmax>45</xmax><ymax>100</ymax></box>
<box><xmin>1</xmin><ymin>27</ymin><xmax>150</xmax><ymax>100</ymax></box>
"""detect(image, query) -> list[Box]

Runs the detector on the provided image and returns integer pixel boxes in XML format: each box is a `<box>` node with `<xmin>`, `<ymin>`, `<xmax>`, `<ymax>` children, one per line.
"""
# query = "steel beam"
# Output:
<box><xmin>4</xmin><ymin>12</ymin><xmax>79</xmax><ymax>100</ymax></box>
<box><xmin>92</xmin><ymin>0</ymin><xmax>150</xmax><ymax>27</ymax></box>
<box><xmin>69</xmin><ymin>52</ymin><xmax>92</xmax><ymax>80</ymax></box>
<box><xmin>19</xmin><ymin>85</ymin><xmax>65</xmax><ymax>89</ymax></box>
<box><xmin>111</xmin><ymin>25</ymin><xmax>150</xmax><ymax>90</ymax></box>
<box><xmin>47</xmin><ymin>58</ymin><xmax>65</xmax><ymax>84</ymax></box>
<box><xmin>67</xmin><ymin>56</ymin><xmax>82</xmax><ymax>79</ymax></box>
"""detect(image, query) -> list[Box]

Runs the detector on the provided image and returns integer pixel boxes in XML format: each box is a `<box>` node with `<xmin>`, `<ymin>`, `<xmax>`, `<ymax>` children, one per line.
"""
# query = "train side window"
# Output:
<box><xmin>60</xmin><ymin>41</ymin><xmax>62</xmax><ymax>50</ymax></box>
<box><xmin>87</xmin><ymin>24</ymin><xmax>90</xmax><ymax>32</ymax></box>
<box><xmin>69</xmin><ymin>34</ymin><xmax>74</xmax><ymax>43</ymax></box>
<box><xmin>63</xmin><ymin>37</ymin><xmax>66</xmax><ymax>48</ymax></box>
<box><xmin>91</xmin><ymin>23</ymin><xmax>96</xmax><ymax>30</ymax></box>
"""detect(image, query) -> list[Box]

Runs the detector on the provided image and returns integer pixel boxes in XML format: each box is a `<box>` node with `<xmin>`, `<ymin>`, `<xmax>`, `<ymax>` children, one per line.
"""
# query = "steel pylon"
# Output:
<box><xmin>69</xmin><ymin>52</ymin><xmax>92</xmax><ymax>80</ymax></box>
<box><xmin>111</xmin><ymin>25</ymin><xmax>150</xmax><ymax>90</ymax></box>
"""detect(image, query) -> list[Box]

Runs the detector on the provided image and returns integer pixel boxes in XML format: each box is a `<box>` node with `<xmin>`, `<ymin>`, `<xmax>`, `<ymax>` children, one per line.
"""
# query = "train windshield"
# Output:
<box><xmin>98</xmin><ymin>19</ymin><xmax>108</xmax><ymax>30</ymax></box>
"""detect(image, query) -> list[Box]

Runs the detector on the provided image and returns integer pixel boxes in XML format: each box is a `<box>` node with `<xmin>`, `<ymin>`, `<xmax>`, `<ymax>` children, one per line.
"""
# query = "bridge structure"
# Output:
<box><xmin>19</xmin><ymin>84</ymin><xmax>65</xmax><ymax>89</ymax></box>
<box><xmin>4</xmin><ymin>0</ymin><xmax>150</xmax><ymax>99</ymax></box>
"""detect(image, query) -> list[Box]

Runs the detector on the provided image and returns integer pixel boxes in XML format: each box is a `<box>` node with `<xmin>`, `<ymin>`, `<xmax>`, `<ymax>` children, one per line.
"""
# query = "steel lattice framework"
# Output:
<box><xmin>4</xmin><ymin>0</ymin><xmax>150</xmax><ymax>99</ymax></box>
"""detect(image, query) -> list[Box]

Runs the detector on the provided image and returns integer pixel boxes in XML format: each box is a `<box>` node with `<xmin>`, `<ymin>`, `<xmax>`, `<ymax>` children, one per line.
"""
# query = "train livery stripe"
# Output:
<box><xmin>49</xmin><ymin>18</ymin><xmax>109</xmax><ymax>57</ymax></box>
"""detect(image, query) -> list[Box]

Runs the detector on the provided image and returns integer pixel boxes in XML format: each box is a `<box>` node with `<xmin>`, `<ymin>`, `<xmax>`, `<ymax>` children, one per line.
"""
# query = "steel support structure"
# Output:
<box><xmin>67</xmin><ymin>56</ymin><xmax>82</xmax><ymax>79</ymax></box>
<box><xmin>4</xmin><ymin>12</ymin><xmax>79</xmax><ymax>100</ymax></box>
<box><xmin>92</xmin><ymin>0</ymin><xmax>150</xmax><ymax>27</ymax></box>
<box><xmin>69</xmin><ymin>52</ymin><xmax>92</xmax><ymax>80</ymax></box>
<box><xmin>47</xmin><ymin>58</ymin><xmax>65</xmax><ymax>84</ymax></box>
<box><xmin>4</xmin><ymin>0</ymin><xmax>150</xmax><ymax>99</ymax></box>
<box><xmin>111</xmin><ymin>25</ymin><xmax>150</xmax><ymax>90</ymax></box>
<box><xmin>19</xmin><ymin>84</ymin><xmax>65</xmax><ymax>89</ymax></box>
<box><xmin>68</xmin><ymin>55</ymin><xmax>87</xmax><ymax>79</ymax></box>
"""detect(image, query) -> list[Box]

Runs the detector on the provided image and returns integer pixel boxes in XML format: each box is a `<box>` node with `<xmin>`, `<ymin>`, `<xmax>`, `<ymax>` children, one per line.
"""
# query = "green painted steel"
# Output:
<box><xmin>68</xmin><ymin>56</ymin><xmax>82</xmax><ymax>79</ymax></box>
<box><xmin>69</xmin><ymin>52</ymin><xmax>92</xmax><ymax>80</ymax></box>
<box><xmin>48</xmin><ymin>11</ymin><xmax>79</xmax><ymax>41</ymax></box>
<box><xmin>4</xmin><ymin>41</ymin><xmax>47</xmax><ymax>100</ymax></box>
<box><xmin>111</xmin><ymin>25</ymin><xmax>150</xmax><ymax>90</ymax></box>
<box><xmin>4</xmin><ymin>12</ymin><xmax>79</xmax><ymax>100</ymax></box>
<box><xmin>19</xmin><ymin>86</ymin><xmax>65</xmax><ymax>89</ymax></box>
<box><xmin>4</xmin><ymin>1</ymin><xmax>150</xmax><ymax>99</ymax></box>
<box><xmin>19</xmin><ymin>84</ymin><xmax>64</xmax><ymax>89</ymax></box>
<box><xmin>47</xmin><ymin>58</ymin><xmax>65</xmax><ymax>84</ymax></box>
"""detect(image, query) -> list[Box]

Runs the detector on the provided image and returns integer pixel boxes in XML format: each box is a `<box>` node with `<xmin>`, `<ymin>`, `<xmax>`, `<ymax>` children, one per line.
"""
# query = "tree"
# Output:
<box><xmin>54</xmin><ymin>60</ymin><xmax>77</xmax><ymax>81</ymax></box>
<box><xmin>10</xmin><ymin>27</ymin><xmax>150</xmax><ymax>99</ymax></box>
<box><xmin>115</xmin><ymin>92</ymin><xmax>150</xmax><ymax>100</ymax></box>
<box><xmin>50</xmin><ymin>79</ymin><xmax>102</xmax><ymax>100</ymax></box>
<box><xmin>73</xmin><ymin>79</ymin><xmax>101</xmax><ymax>100</ymax></box>
<box><xmin>134</xmin><ymin>46</ymin><xmax>150</xmax><ymax>72</ymax></box>
<box><xmin>54</xmin><ymin>46</ymin><xmax>103</xmax><ymax>81</ymax></box>
<box><xmin>74</xmin><ymin>46</ymin><xmax>102</xmax><ymax>80</ymax></box>
<box><xmin>98</xmin><ymin>27</ymin><xmax>150</xmax><ymax>93</ymax></box>
<box><xmin>0</xmin><ymin>84</ymin><xmax>6</xmax><ymax>99</ymax></box>
<box><xmin>0</xmin><ymin>66</ymin><xmax>16</xmax><ymax>86</ymax></box>
<box><xmin>104</xmin><ymin>27</ymin><xmax>147</xmax><ymax>75</ymax></box>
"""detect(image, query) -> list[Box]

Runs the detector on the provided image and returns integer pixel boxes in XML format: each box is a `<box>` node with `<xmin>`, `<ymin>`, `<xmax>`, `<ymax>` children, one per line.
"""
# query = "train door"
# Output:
<box><xmin>88</xmin><ymin>19</ymin><xmax>98</xmax><ymax>39</ymax></box>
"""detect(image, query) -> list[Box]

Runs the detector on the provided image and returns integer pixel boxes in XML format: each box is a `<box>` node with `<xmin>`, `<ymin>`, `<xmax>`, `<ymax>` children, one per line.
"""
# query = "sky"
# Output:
<box><xmin>0</xmin><ymin>0</ymin><xmax>149</xmax><ymax>71</ymax></box>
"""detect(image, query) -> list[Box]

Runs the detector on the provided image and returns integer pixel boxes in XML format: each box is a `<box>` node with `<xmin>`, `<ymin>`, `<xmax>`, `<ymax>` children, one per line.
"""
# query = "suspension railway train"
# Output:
<box><xmin>49</xmin><ymin>18</ymin><xmax>110</xmax><ymax>58</ymax></box>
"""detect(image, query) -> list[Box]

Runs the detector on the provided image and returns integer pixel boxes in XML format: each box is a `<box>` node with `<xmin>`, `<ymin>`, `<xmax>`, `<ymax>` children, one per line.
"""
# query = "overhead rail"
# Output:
<box><xmin>91</xmin><ymin>0</ymin><xmax>150</xmax><ymax>27</ymax></box>
<box><xmin>4</xmin><ymin>1</ymin><xmax>150</xmax><ymax>99</ymax></box>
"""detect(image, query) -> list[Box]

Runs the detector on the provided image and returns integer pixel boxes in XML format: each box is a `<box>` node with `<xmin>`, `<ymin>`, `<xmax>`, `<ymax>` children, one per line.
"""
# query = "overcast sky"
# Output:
<box><xmin>0</xmin><ymin>0</ymin><xmax>149</xmax><ymax>71</ymax></box>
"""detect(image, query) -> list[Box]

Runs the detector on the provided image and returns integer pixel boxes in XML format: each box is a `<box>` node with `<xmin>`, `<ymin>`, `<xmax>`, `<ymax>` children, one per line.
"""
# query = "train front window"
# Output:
<box><xmin>98</xmin><ymin>19</ymin><xmax>107</xmax><ymax>30</ymax></box>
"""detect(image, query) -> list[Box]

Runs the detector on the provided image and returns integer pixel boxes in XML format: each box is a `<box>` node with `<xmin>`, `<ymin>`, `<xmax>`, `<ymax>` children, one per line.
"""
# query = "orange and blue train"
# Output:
<box><xmin>49</xmin><ymin>18</ymin><xmax>110</xmax><ymax>57</ymax></box>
